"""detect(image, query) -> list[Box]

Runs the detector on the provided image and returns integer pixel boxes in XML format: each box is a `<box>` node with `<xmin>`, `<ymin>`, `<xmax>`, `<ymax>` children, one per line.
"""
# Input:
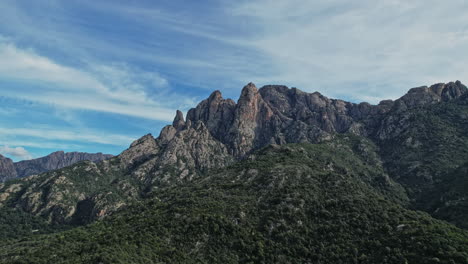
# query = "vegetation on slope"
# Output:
<box><xmin>422</xmin><ymin>162</ymin><xmax>468</xmax><ymax>229</ymax></box>
<box><xmin>375</xmin><ymin>94</ymin><xmax>468</xmax><ymax>227</ymax></box>
<box><xmin>0</xmin><ymin>158</ymin><xmax>141</xmax><ymax>224</ymax></box>
<box><xmin>1</xmin><ymin>138</ymin><xmax>467</xmax><ymax>264</ymax></box>
<box><xmin>0</xmin><ymin>207</ymin><xmax>70</xmax><ymax>240</ymax></box>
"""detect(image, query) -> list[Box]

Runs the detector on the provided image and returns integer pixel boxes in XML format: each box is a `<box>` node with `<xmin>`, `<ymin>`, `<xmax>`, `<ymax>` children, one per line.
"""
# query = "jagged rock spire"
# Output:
<box><xmin>173</xmin><ymin>110</ymin><xmax>185</xmax><ymax>130</ymax></box>
<box><xmin>208</xmin><ymin>90</ymin><xmax>222</xmax><ymax>101</ymax></box>
<box><xmin>239</xmin><ymin>82</ymin><xmax>258</xmax><ymax>102</ymax></box>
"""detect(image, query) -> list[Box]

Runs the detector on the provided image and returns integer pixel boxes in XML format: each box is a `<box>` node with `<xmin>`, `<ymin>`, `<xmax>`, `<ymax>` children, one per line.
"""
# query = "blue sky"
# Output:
<box><xmin>1</xmin><ymin>0</ymin><xmax>467</xmax><ymax>161</ymax></box>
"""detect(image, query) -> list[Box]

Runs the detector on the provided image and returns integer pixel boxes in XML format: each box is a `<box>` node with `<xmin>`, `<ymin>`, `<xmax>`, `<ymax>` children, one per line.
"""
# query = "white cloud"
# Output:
<box><xmin>0</xmin><ymin>145</ymin><xmax>32</xmax><ymax>160</ymax></box>
<box><xmin>0</xmin><ymin>1</ymin><xmax>268</xmax><ymax>95</ymax></box>
<box><xmin>88</xmin><ymin>3</ymin><xmax>247</xmax><ymax>47</ymax></box>
<box><xmin>1</xmin><ymin>0</ymin><xmax>467</xmax><ymax>107</ymax></box>
<box><xmin>0</xmin><ymin>141</ymin><xmax>79</xmax><ymax>150</ymax></box>
<box><xmin>226</xmin><ymin>0</ymin><xmax>468</xmax><ymax>102</ymax></box>
<box><xmin>0</xmin><ymin>128</ymin><xmax>137</xmax><ymax>146</ymax></box>
<box><xmin>0</xmin><ymin>40</ymin><xmax>187</xmax><ymax>121</ymax></box>
<box><xmin>0</xmin><ymin>41</ymin><xmax>104</xmax><ymax>91</ymax></box>
<box><xmin>77</xmin><ymin>0</ymin><xmax>468</xmax><ymax>102</ymax></box>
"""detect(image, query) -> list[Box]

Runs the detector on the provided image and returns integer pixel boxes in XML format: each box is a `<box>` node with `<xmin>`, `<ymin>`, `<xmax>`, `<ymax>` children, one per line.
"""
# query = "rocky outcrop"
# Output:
<box><xmin>119</xmin><ymin>134</ymin><xmax>159</xmax><ymax>169</ymax></box>
<box><xmin>0</xmin><ymin>155</ymin><xmax>17</xmax><ymax>181</ymax></box>
<box><xmin>155</xmin><ymin>81</ymin><xmax>467</xmax><ymax>166</ymax></box>
<box><xmin>389</xmin><ymin>81</ymin><xmax>467</xmax><ymax>112</ymax></box>
<box><xmin>183</xmin><ymin>84</ymin><xmax>350</xmax><ymax>158</ymax></box>
<box><xmin>128</xmin><ymin>120</ymin><xmax>234</xmax><ymax>186</ymax></box>
<box><xmin>143</xmin><ymin>120</ymin><xmax>233</xmax><ymax>186</ymax></box>
<box><xmin>176</xmin><ymin>83</ymin><xmax>385</xmax><ymax>159</ymax></box>
<box><xmin>353</xmin><ymin>81</ymin><xmax>468</xmax><ymax>120</ymax></box>
<box><xmin>186</xmin><ymin>89</ymin><xmax>236</xmax><ymax>142</ymax></box>
<box><xmin>374</xmin><ymin>81</ymin><xmax>467</xmax><ymax>141</ymax></box>
<box><xmin>172</xmin><ymin>110</ymin><xmax>186</xmax><ymax>130</ymax></box>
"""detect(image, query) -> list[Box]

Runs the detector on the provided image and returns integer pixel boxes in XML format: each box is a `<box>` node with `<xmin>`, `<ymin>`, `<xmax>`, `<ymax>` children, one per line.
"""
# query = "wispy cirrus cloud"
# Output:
<box><xmin>228</xmin><ymin>0</ymin><xmax>468</xmax><ymax>102</ymax></box>
<box><xmin>0</xmin><ymin>127</ymin><xmax>137</xmax><ymax>146</ymax></box>
<box><xmin>2</xmin><ymin>0</ymin><xmax>468</xmax><ymax>105</ymax></box>
<box><xmin>61</xmin><ymin>0</ymin><xmax>468</xmax><ymax>102</ymax></box>
<box><xmin>0</xmin><ymin>126</ymin><xmax>141</xmax><ymax>160</ymax></box>
<box><xmin>0</xmin><ymin>1</ymin><xmax>271</xmax><ymax>94</ymax></box>
<box><xmin>0</xmin><ymin>40</ymin><xmax>194</xmax><ymax>121</ymax></box>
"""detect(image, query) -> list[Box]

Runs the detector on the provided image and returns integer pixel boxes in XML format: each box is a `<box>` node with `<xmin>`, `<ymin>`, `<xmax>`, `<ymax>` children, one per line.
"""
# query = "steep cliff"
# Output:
<box><xmin>0</xmin><ymin>155</ymin><xmax>16</xmax><ymax>181</ymax></box>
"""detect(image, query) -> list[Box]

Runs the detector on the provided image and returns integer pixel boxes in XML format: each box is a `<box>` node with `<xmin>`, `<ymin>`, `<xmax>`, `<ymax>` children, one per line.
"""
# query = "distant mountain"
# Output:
<box><xmin>0</xmin><ymin>155</ymin><xmax>17</xmax><ymax>180</ymax></box>
<box><xmin>0</xmin><ymin>151</ymin><xmax>113</xmax><ymax>182</ymax></box>
<box><xmin>0</xmin><ymin>81</ymin><xmax>467</xmax><ymax>263</ymax></box>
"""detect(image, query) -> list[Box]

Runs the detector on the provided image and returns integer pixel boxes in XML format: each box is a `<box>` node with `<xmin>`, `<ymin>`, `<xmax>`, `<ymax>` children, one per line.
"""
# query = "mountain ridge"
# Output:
<box><xmin>0</xmin><ymin>81</ymin><xmax>467</xmax><ymax>227</ymax></box>
<box><xmin>159</xmin><ymin>80</ymin><xmax>467</xmax><ymax>162</ymax></box>
<box><xmin>0</xmin><ymin>151</ymin><xmax>113</xmax><ymax>182</ymax></box>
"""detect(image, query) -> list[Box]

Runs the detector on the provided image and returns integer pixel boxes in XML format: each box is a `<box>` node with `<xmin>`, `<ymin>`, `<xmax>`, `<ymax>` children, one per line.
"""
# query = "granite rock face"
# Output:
<box><xmin>123</xmin><ymin>119</ymin><xmax>234</xmax><ymax>187</ymax></box>
<box><xmin>155</xmin><ymin>81</ymin><xmax>467</xmax><ymax>168</ymax></box>
<box><xmin>374</xmin><ymin>81</ymin><xmax>467</xmax><ymax>141</ymax></box>
<box><xmin>185</xmin><ymin>89</ymin><xmax>236</xmax><ymax>143</ymax></box>
<box><xmin>183</xmin><ymin>83</ymin><xmax>357</xmax><ymax>158</ymax></box>
<box><xmin>119</xmin><ymin>134</ymin><xmax>159</xmax><ymax>170</ymax></box>
<box><xmin>154</xmin><ymin>120</ymin><xmax>233</xmax><ymax>184</ymax></box>
<box><xmin>392</xmin><ymin>81</ymin><xmax>467</xmax><ymax>112</ymax></box>
<box><xmin>115</xmin><ymin>80</ymin><xmax>463</xmax><ymax>188</ymax></box>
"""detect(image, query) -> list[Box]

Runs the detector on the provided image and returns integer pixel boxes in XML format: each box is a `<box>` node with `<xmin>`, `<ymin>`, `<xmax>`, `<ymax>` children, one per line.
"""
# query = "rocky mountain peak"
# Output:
<box><xmin>439</xmin><ymin>81</ymin><xmax>467</xmax><ymax>100</ymax></box>
<box><xmin>160</xmin><ymin>83</ymin><xmax>372</xmax><ymax>159</ymax></box>
<box><xmin>155</xmin><ymin>120</ymin><xmax>233</xmax><ymax>180</ymax></box>
<box><xmin>236</xmin><ymin>83</ymin><xmax>263</xmax><ymax>118</ymax></box>
<box><xmin>394</xmin><ymin>81</ymin><xmax>467</xmax><ymax>111</ymax></box>
<box><xmin>50</xmin><ymin>151</ymin><xmax>65</xmax><ymax>156</ymax></box>
<box><xmin>172</xmin><ymin>110</ymin><xmax>185</xmax><ymax>130</ymax></box>
<box><xmin>129</xmin><ymin>133</ymin><xmax>155</xmax><ymax>148</ymax></box>
<box><xmin>259</xmin><ymin>84</ymin><xmax>289</xmax><ymax>95</ymax></box>
<box><xmin>239</xmin><ymin>82</ymin><xmax>259</xmax><ymax>102</ymax></box>
<box><xmin>185</xmin><ymin>89</ymin><xmax>236</xmax><ymax>143</ymax></box>
<box><xmin>179</xmin><ymin>82</ymin><xmax>468</xmax><ymax>160</ymax></box>
<box><xmin>120</xmin><ymin>134</ymin><xmax>158</xmax><ymax>169</ymax></box>
<box><xmin>208</xmin><ymin>90</ymin><xmax>223</xmax><ymax>101</ymax></box>
<box><xmin>422</xmin><ymin>81</ymin><xmax>467</xmax><ymax>100</ymax></box>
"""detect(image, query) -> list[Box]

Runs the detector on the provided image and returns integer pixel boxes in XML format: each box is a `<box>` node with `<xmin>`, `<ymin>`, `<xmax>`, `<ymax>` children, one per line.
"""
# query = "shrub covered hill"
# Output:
<box><xmin>0</xmin><ymin>81</ymin><xmax>468</xmax><ymax>263</ymax></box>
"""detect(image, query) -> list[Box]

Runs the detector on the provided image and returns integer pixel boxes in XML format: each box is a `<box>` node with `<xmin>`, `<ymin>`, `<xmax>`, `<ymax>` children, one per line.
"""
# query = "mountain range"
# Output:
<box><xmin>0</xmin><ymin>81</ymin><xmax>467</xmax><ymax>263</ymax></box>
<box><xmin>0</xmin><ymin>151</ymin><xmax>113</xmax><ymax>182</ymax></box>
